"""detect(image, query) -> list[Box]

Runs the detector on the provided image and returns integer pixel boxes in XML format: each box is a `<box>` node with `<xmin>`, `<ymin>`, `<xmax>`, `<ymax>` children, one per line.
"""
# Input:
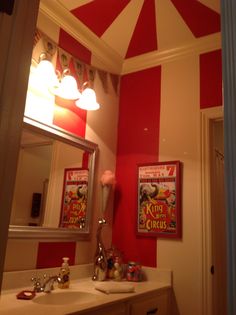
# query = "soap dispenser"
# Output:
<box><xmin>58</xmin><ymin>257</ymin><xmax>70</xmax><ymax>289</ymax></box>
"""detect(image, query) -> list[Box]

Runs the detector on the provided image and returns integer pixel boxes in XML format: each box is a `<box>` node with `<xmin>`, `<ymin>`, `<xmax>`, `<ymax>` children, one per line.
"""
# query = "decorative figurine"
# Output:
<box><xmin>92</xmin><ymin>218</ymin><xmax>107</xmax><ymax>281</ymax></box>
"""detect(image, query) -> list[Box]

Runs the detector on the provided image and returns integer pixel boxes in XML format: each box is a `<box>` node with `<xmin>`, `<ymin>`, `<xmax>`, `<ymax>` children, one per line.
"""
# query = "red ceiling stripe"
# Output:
<box><xmin>71</xmin><ymin>0</ymin><xmax>130</xmax><ymax>37</ymax></box>
<box><xmin>170</xmin><ymin>0</ymin><xmax>220</xmax><ymax>37</ymax></box>
<box><xmin>125</xmin><ymin>0</ymin><xmax>157</xmax><ymax>59</ymax></box>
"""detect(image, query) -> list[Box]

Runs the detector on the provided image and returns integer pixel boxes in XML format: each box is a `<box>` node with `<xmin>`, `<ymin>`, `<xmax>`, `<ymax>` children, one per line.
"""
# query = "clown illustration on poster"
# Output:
<box><xmin>137</xmin><ymin>161</ymin><xmax>181</xmax><ymax>238</ymax></box>
<box><xmin>60</xmin><ymin>168</ymin><xmax>89</xmax><ymax>228</ymax></box>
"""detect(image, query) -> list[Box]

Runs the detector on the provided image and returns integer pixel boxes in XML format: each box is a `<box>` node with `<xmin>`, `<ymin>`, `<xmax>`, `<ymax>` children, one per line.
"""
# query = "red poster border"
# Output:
<box><xmin>137</xmin><ymin>161</ymin><xmax>182</xmax><ymax>238</ymax></box>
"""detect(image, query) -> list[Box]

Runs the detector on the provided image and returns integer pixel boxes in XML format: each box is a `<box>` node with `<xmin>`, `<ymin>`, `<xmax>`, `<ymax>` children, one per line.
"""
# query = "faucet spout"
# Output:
<box><xmin>43</xmin><ymin>275</ymin><xmax>62</xmax><ymax>293</ymax></box>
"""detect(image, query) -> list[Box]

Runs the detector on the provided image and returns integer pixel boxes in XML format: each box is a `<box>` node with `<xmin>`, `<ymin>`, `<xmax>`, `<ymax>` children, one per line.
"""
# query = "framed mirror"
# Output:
<box><xmin>8</xmin><ymin>116</ymin><xmax>98</xmax><ymax>239</ymax></box>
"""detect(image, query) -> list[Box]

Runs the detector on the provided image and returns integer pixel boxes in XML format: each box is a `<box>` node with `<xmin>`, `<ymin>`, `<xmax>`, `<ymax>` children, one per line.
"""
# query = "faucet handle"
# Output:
<box><xmin>31</xmin><ymin>276</ymin><xmax>44</xmax><ymax>292</ymax></box>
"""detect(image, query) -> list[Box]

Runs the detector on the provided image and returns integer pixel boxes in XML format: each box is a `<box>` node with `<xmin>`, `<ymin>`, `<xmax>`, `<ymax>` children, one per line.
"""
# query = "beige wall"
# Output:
<box><xmin>158</xmin><ymin>56</ymin><xmax>202</xmax><ymax>315</ymax></box>
<box><xmin>11</xmin><ymin>145</ymin><xmax>52</xmax><ymax>226</ymax></box>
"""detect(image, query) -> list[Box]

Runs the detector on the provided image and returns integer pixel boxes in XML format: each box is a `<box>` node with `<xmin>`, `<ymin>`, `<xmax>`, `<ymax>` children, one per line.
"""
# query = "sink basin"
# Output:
<box><xmin>32</xmin><ymin>291</ymin><xmax>98</xmax><ymax>305</ymax></box>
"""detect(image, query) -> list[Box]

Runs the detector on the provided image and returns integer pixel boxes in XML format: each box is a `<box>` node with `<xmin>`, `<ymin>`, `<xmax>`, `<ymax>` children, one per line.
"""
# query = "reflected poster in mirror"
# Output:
<box><xmin>137</xmin><ymin>161</ymin><xmax>182</xmax><ymax>238</ymax></box>
<box><xmin>60</xmin><ymin>168</ymin><xmax>89</xmax><ymax>228</ymax></box>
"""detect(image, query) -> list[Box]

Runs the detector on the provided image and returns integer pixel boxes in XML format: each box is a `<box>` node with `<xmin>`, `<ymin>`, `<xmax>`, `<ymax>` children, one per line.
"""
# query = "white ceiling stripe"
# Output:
<box><xmin>156</xmin><ymin>0</ymin><xmax>194</xmax><ymax>51</ymax></box>
<box><xmin>101</xmin><ymin>0</ymin><xmax>144</xmax><ymax>59</ymax></box>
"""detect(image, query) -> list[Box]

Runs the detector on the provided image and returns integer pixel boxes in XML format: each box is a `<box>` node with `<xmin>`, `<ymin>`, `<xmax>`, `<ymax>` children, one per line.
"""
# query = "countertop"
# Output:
<box><xmin>0</xmin><ymin>265</ymin><xmax>172</xmax><ymax>315</ymax></box>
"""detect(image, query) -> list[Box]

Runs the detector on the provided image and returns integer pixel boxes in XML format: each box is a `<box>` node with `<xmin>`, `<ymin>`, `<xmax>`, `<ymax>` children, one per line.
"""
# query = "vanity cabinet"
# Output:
<box><xmin>75</xmin><ymin>288</ymin><xmax>170</xmax><ymax>315</ymax></box>
<box><xmin>129</xmin><ymin>289</ymin><xmax>169</xmax><ymax>315</ymax></box>
<box><xmin>73</xmin><ymin>302</ymin><xmax>127</xmax><ymax>315</ymax></box>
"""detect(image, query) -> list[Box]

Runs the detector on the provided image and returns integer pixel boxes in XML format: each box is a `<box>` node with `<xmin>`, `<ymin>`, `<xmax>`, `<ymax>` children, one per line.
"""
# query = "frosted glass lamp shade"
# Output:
<box><xmin>53</xmin><ymin>75</ymin><xmax>81</xmax><ymax>100</ymax></box>
<box><xmin>75</xmin><ymin>88</ymin><xmax>100</xmax><ymax>110</ymax></box>
<box><xmin>35</xmin><ymin>60</ymin><xmax>59</xmax><ymax>88</ymax></box>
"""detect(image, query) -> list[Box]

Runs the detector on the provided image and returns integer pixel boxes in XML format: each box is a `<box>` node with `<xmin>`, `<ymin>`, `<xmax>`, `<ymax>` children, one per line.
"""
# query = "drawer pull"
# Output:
<box><xmin>147</xmin><ymin>308</ymin><xmax>158</xmax><ymax>314</ymax></box>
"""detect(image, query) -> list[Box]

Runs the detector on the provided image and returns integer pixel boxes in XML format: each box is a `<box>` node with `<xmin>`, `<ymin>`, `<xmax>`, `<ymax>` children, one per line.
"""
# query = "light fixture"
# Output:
<box><xmin>33</xmin><ymin>53</ymin><xmax>59</xmax><ymax>89</ymax></box>
<box><xmin>75</xmin><ymin>83</ymin><xmax>100</xmax><ymax>111</ymax></box>
<box><xmin>34</xmin><ymin>54</ymin><xmax>100</xmax><ymax>109</ymax></box>
<box><xmin>52</xmin><ymin>69</ymin><xmax>81</xmax><ymax>100</ymax></box>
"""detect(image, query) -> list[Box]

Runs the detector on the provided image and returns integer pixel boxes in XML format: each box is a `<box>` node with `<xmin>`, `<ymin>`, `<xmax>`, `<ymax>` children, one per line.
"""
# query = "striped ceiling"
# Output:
<box><xmin>58</xmin><ymin>0</ymin><xmax>221</xmax><ymax>60</ymax></box>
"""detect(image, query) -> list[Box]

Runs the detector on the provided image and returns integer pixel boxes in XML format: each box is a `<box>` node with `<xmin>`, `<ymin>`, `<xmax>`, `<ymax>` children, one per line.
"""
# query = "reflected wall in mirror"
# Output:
<box><xmin>9</xmin><ymin>117</ymin><xmax>98</xmax><ymax>239</ymax></box>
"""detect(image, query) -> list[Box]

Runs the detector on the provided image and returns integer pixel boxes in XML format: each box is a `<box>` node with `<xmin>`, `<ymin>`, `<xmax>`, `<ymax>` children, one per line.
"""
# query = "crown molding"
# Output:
<box><xmin>39</xmin><ymin>0</ymin><xmax>123</xmax><ymax>74</ymax></box>
<box><xmin>122</xmin><ymin>33</ymin><xmax>222</xmax><ymax>74</ymax></box>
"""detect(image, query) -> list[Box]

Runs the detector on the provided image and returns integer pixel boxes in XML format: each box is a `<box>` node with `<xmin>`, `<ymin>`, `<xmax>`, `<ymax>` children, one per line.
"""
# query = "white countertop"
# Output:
<box><xmin>0</xmin><ymin>265</ymin><xmax>172</xmax><ymax>315</ymax></box>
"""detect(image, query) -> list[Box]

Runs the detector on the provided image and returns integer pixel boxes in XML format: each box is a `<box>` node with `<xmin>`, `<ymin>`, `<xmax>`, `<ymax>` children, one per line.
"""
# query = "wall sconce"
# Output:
<box><xmin>34</xmin><ymin>54</ymin><xmax>100</xmax><ymax>110</ymax></box>
<box><xmin>75</xmin><ymin>83</ymin><xmax>100</xmax><ymax>111</ymax></box>
<box><xmin>33</xmin><ymin>53</ymin><xmax>59</xmax><ymax>89</ymax></box>
<box><xmin>52</xmin><ymin>69</ymin><xmax>81</xmax><ymax>100</ymax></box>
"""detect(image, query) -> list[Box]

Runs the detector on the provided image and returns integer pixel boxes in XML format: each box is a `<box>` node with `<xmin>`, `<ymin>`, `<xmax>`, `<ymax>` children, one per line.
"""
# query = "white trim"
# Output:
<box><xmin>200</xmin><ymin>106</ymin><xmax>223</xmax><ymax>315</ymax></box>
<box><xmin>122</xmin><ymin>33</ymin><xmax>221</xmax><ymax>74</ymax></box>
<box><xmin>0</xmin><ymin>0</ymin><xmax>40</xmax><ymax>293</ymax></box>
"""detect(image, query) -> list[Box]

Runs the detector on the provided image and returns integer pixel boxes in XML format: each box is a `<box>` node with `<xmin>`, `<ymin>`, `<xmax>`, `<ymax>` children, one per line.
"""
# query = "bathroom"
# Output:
<box><xmin>0</xmin><ymin>1</ymin><xmax>234</xmax><ymax>315</ymax></box>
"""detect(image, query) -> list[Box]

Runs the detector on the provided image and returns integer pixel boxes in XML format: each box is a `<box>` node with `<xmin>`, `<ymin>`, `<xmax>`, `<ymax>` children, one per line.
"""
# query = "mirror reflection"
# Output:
<box><xmin>9</xmin><ymin>117</ymin><xmax>97</xmax><ymax>238</ymax></box>
<box><xmin>10</xmin><ymin>129</ymin><xmax>52</xmax><ymax>227</ymax></box>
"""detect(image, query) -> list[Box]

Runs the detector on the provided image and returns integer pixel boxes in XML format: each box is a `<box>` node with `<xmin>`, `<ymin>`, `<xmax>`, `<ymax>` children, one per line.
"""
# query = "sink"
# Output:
<box><xmin>32</xmin><ymin>291</ymin><xmax>98</xmax><ymax>305</ymax></box>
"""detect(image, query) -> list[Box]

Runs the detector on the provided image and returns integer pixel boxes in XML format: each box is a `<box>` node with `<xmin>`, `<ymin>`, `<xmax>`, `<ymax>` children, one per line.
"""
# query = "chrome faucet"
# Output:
<box><xmin>43</xmin><ymin>275</ymin><xmax>62</xmax><ymax>293</ymax></box>
<box><xmin>31</xmin><ymin>275</ymin><xmax>62</xmax><ymax>293</ymax></box>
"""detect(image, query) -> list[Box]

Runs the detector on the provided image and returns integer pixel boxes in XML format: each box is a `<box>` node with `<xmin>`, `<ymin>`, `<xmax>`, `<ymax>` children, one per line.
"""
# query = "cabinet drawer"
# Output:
<box><xmin>130</xmin><ymin>292</ymin><xmax>168</xmax><ymax>315</ymax></box>
<box><xmin>76</xmin><ymin>302</ymin><xmax>127</xmax><ymax>315</ymax></box>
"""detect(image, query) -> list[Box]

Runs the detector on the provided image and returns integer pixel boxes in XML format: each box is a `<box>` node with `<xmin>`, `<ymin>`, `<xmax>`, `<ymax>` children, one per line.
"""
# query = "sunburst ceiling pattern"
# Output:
<box><xmin>58</xmin><ymin>0</ymin><xmax>220</xmax><ymax>60</ymax></box>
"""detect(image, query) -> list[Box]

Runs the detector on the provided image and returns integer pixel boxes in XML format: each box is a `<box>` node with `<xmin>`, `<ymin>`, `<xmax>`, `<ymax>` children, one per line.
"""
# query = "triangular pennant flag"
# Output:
<box><xmin>87</xmin><ymin>65</ymin><xmax>96</xmax><ymax>88</ymax></box>
<box><xmin>110</xmin><ymin>73</ymin><xmax>120</xmax><ymax>95</ymax></box>
<box><xmin>42</xmin><ymin>36</ymin><xmax>57</xmax><ymax>57</ymax></box>
<box><xmin>97</xmin><ymin>69</ymin><xmax>108</xmax><ymax>93</ymax></box>
<box><xmin>73</xmin><ymin>58</ymin><xmax>85</xmax><ymax>89</ymax></box>
<box><xmin>34</xmin><ymin>29</ymin><xmax>42</xmax><ymax>48</ymax></box>
<box><xmin>58</xmin><ymin>48</ymin><xmax>71</xmax><ymax>70</ymax></box>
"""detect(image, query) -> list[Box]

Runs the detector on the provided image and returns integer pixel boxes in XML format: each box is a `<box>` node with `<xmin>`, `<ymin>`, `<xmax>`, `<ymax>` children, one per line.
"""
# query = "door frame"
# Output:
<box><xmin>0</xmin><ymin>0</ymin><xmax>39</xmax><ymax>292</ymax></box>
<box><xmin>201</xmin><ymin>106</ymin><xmax>223</xmax><ymax>315</ymax></box>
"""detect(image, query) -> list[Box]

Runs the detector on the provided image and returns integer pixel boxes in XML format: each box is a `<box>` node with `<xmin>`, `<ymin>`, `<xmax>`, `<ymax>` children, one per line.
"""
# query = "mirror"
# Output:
<box><xmin>8</xmin><ymin>116</ymin><xmax>98</xmax><ymax>239</ymax></box>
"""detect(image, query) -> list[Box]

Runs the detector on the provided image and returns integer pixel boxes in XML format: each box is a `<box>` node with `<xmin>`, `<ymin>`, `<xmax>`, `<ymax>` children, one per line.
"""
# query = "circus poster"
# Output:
<box><xmin>137</xmin><ymin>161</ymin><xmax>182</xmax><ymax>238</ymax></box>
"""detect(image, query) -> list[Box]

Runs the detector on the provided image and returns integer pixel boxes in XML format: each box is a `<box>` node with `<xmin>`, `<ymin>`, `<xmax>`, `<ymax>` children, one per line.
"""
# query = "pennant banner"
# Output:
<box><xmin>34</xmin><ymin>29</ymin><xmax>120</xmax><ymax>95</ymax></box>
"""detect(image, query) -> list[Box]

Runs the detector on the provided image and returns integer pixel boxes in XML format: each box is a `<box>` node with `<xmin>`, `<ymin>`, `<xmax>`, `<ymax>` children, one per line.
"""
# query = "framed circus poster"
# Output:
<box><xmin>137</xmin><ymin>161</ymin><xmax>182</xmax><ymax>238</ymax></box>
<box><xmin>60</xmin><ymin>168</ymin><xmax>89</xmax><ymax>229</ymax></box>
